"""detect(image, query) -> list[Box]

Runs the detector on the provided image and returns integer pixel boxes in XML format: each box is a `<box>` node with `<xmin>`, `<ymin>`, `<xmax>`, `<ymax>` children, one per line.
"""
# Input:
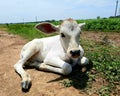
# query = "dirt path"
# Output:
<box><xmin>0</xmin><ymin>30</ymin><xmax>89</xmax><ymax>96</ymax></box>
<box><xmin>82</xmin><ymin>31</ymin><xmax>120</xmax><ymax>46</ymax></box>
<box><xmin>0</xmin><ymin>30</ymin><xmax>119</xmax><ymax>96</ymax></box>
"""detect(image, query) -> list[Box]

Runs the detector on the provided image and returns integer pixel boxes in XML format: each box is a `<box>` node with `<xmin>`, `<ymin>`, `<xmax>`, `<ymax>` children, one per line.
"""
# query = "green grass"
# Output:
<box><xmin>2</xmin><ymin>18</ymin><xmax>120</xmax><ymax>40</ymax></box>
<box><xmin>83</xmin><ymin>39</ymin><xmax>120</xmax><ymax>95</ymax></box>
<box><xmin>1</xmin><ymin>20</ymin><xmax>120</xmax><ymax>96</ymax></box>
<box><xmin>6</xmin><ymin>24</ymin><xmax>46</xmax><ymax>40</ymax></box>
<box><xmin>5</xmin><ymin>23</ymin><xmax>57</xmax><ymax>40</ymax></box>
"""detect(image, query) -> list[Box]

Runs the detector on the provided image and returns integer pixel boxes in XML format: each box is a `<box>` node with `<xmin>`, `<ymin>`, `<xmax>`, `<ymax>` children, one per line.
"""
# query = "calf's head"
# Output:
<box><xmin>36</xmin><ymin>18</ymin><xmax>85</xmax><ymax>59</ymax></box>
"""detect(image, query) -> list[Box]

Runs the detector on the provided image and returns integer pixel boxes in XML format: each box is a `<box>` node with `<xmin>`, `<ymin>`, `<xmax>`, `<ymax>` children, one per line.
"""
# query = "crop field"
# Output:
<box><xmin>78</xmin><ymin>18</ymin><xmax>120</xmax><ymax>32</ymax></box>
<box><xmin>4</xmin><ymin>18</ymin><xmax>120</xmax><ymax>39</ymax></box>
<box><xmin>0</xmin><ymin>18</ymin><xmax>120</xmax><ymax>96</ymax></box>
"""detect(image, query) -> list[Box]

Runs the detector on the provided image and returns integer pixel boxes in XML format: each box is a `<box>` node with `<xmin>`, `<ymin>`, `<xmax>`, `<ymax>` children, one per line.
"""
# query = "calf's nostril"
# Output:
<box><xmin>76</xmin><ymin>50</ymin><xmax>80</xmax><ymax>54</ymax></box>
<box><xmin>70</xmin><ymin>50</ymin><xmax>80</xmax><ymax>56</ymax></box>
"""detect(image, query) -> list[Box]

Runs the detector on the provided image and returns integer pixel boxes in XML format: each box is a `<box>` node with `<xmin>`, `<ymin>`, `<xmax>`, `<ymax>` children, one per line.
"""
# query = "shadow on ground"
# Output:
<box><xmin>23</xmin><ymin>60</ymin><xmax>93</xmax><ymax>92</ymax></box>
<box><xmin>47</xmin><ymin>60</ymin><xmax>93</xmax><ymax>90</ymax></box>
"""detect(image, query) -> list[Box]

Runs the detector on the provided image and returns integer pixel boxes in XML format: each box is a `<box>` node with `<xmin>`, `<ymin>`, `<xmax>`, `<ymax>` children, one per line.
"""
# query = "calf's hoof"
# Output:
<box><xmin>21</xmin><ymin>81</ymin><xmax>32</xmax><ymax>92</ymax></box>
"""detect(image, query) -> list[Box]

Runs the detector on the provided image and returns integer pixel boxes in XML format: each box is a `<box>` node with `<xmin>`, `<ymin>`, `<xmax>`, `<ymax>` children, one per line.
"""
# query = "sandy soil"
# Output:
<box><xmin>0</xmin><ymin>30</ymin><xmax>119</xmax><ymax>96</ymax></box>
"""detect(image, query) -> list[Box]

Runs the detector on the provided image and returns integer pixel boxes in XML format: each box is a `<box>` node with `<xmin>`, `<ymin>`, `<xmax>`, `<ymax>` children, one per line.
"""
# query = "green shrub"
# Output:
<box><xmin>77</xmin><ymin>18</ymin><xmax>120</xmax><ymax>32</ymax></box>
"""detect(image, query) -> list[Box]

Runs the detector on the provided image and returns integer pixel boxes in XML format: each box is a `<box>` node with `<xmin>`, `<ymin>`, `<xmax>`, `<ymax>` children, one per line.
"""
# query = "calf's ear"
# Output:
<box><xmin>35</xmin><ymin>22</ymin><xmax>59</xmax><ymax>34</ymax></box>
<box><xmin>79</xmin><ymin>23</ymin><xmax>86</xmax><ymax>28</ymax></box>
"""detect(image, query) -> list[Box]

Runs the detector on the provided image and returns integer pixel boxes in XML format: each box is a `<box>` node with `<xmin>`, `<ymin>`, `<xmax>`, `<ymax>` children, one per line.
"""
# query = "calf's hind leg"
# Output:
<box><xmin>14</xmin><ymin>45</ymin><xmax>39</xmax><ymax>92</ymax></box>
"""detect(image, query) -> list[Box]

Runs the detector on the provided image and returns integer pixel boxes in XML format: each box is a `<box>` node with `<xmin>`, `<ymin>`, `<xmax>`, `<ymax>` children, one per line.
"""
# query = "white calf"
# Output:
<box><xmin>14</xmin><ymin>18</ymin><xmax>89</xmax><ymax>91</ymax></box>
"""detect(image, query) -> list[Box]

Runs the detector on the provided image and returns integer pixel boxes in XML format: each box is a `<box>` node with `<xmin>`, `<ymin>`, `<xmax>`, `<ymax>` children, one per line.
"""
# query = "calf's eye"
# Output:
<box><xmin>61</xmin><ymin>33</ymin><xmax>65</xmax><ymax>38</ymax></box>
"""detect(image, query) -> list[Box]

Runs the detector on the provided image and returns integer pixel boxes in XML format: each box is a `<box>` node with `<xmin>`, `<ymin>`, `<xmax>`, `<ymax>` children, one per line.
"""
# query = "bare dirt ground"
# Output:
<box><xmin>0</xmin><ymin>30</ymin><xmax>119</xmax><ymax>96</ymax></box>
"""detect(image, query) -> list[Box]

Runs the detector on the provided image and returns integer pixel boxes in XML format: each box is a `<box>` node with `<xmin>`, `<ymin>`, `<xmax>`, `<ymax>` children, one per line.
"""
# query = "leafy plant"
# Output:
<box><xmin>77</xmin><ymin>18</ymin><xmax>120</xmax><ymax>32</ymax></box>
<box><xmin>83</xmin><ymin>40</ymin><xmax>120</xmax><ymax>95</ymax></box>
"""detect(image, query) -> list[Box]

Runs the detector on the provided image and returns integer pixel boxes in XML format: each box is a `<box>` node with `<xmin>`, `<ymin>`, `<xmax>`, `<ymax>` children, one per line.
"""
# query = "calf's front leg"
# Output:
<box><xmin>80</xmin><ymin>57</ymin><xmax>89</xmax><ymax>65</ymax></box>
<box><xmin>78</xmin><ymin>45</ymin><xmax>89</xmax><ymax>65</ymax></box>
<box><xmin>36</xmin><ymin>57</ymin><xmax>72</xmax><ymax>75</ymax></box>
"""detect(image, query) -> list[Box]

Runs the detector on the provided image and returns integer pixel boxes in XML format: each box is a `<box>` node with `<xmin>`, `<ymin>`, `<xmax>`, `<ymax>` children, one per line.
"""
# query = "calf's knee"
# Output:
<box><xmin>81</xmin><ymin>57</ymin><xmax>89</xmax><ymax>65</ymax></box>
<box><xmin>62</xmin><ymin>63</ymin><xmax>72</xmax><ymax>75</ymax></box>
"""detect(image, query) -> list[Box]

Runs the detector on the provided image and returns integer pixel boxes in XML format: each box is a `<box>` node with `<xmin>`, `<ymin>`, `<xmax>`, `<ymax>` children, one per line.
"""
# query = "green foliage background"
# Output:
<box><xmin>77</xmin><ymin>18</ymin><xmax>120</xmax><ymax>32</ymax></box>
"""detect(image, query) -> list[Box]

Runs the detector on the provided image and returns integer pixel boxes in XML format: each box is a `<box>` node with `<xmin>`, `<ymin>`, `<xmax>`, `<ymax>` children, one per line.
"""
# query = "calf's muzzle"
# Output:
<box><xmin>70</xmin><ymin>50</ymin><xmax>80</xmax><ymax>58</ymax></box>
